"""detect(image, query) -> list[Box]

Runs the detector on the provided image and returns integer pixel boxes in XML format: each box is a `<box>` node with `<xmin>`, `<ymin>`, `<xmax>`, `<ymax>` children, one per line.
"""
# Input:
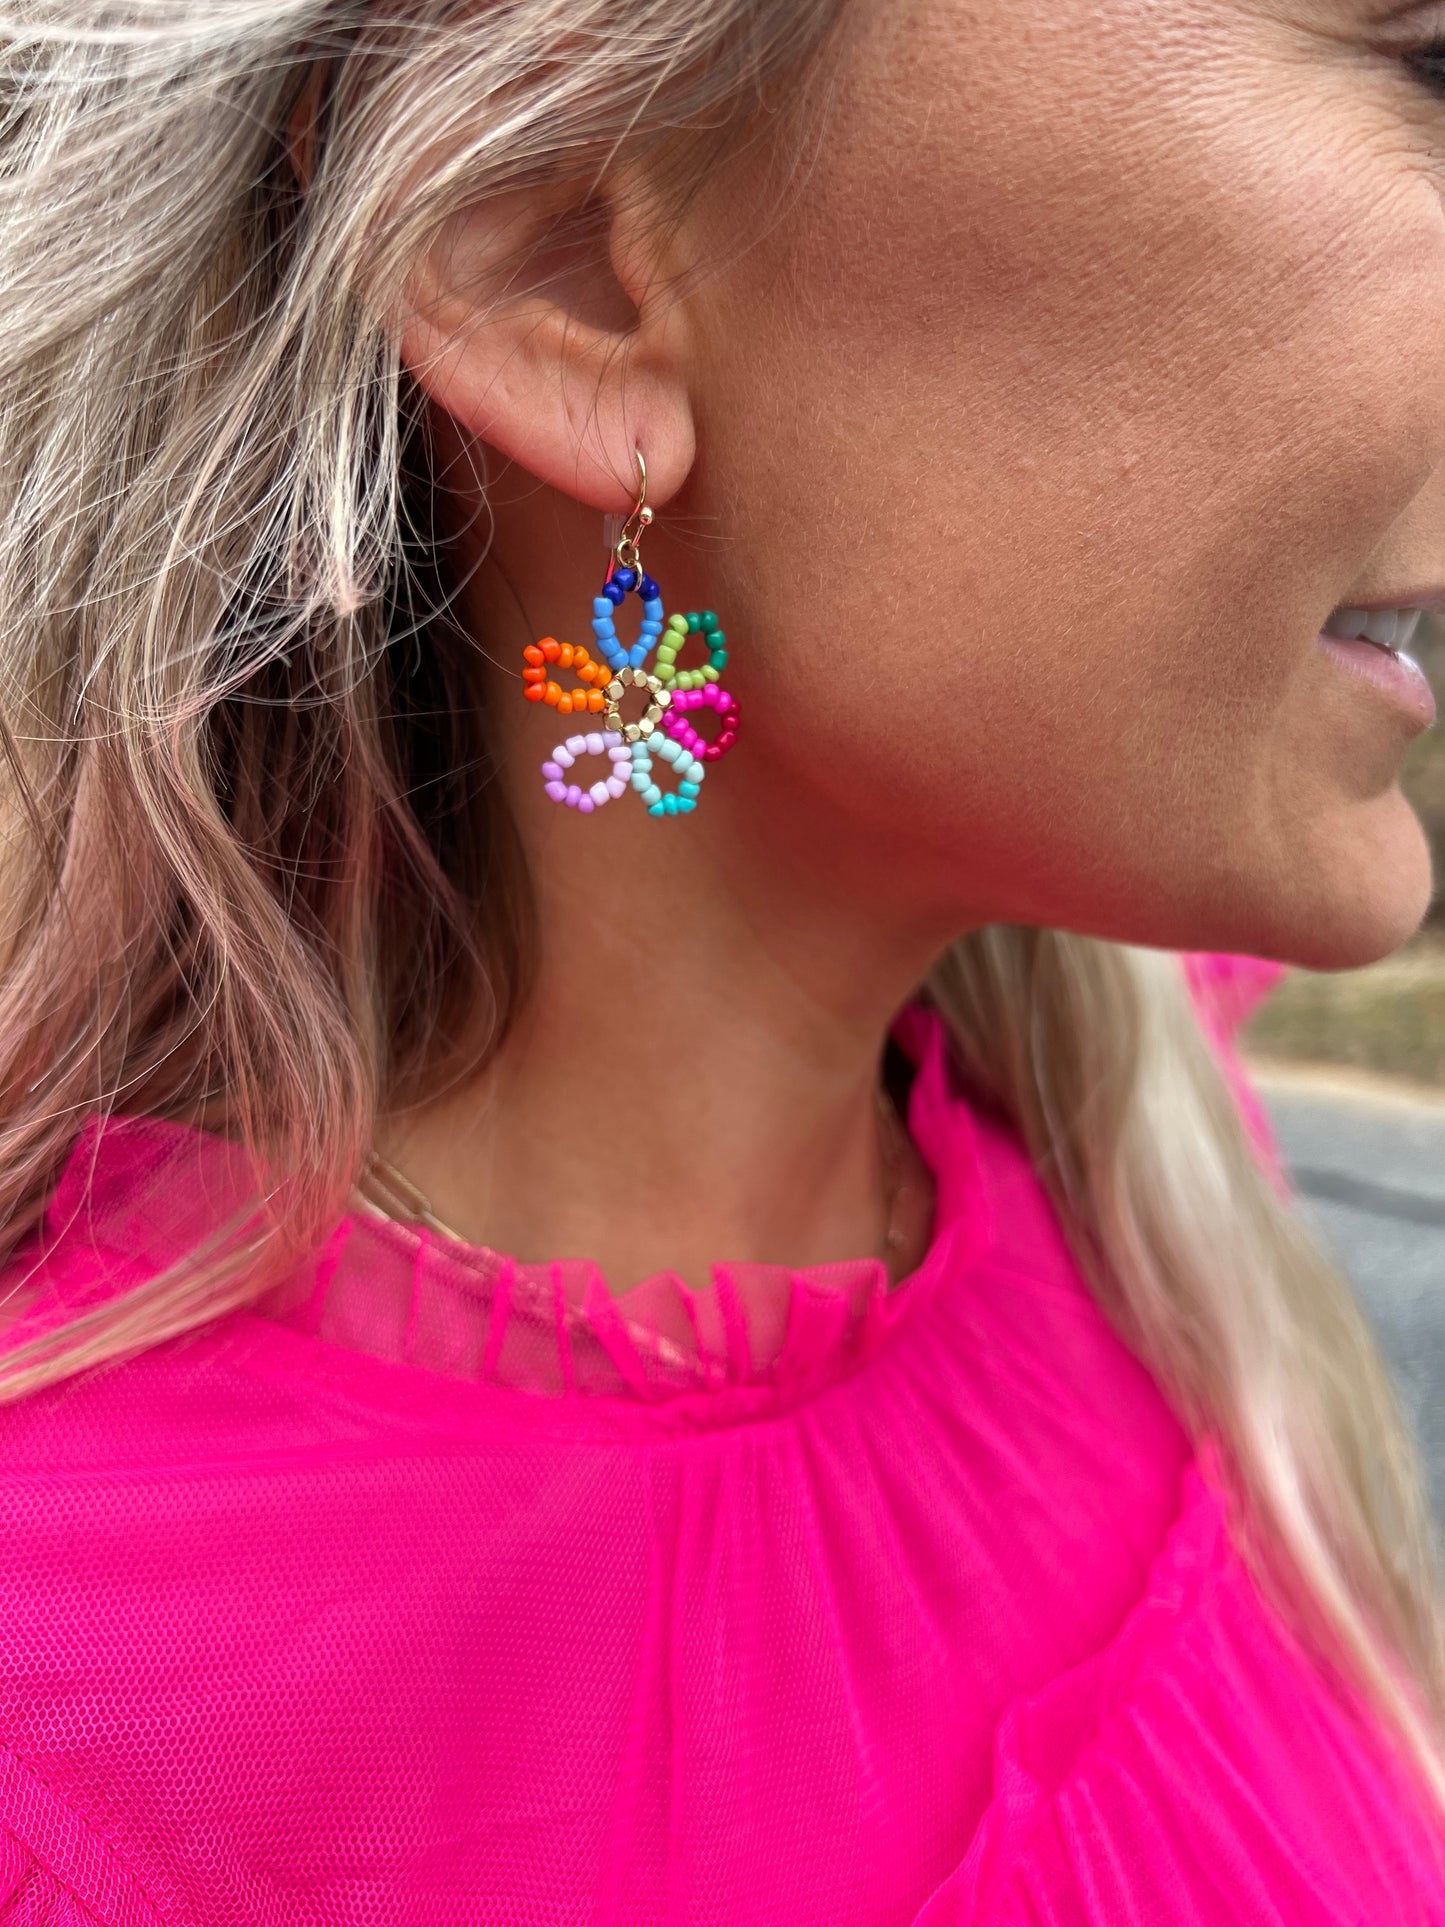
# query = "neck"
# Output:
<box><xmin>376</xmin><ymin>856</ymin><xmax>945</xmax><ymax>1293</ymax></box>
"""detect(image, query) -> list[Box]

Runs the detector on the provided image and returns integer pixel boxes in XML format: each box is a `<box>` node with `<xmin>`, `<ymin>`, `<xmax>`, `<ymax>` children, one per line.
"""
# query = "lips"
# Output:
<box><xmin>1316</xmin><ymin>629</ymin><xmax>1437</xmax><ymax>731</ymax></box>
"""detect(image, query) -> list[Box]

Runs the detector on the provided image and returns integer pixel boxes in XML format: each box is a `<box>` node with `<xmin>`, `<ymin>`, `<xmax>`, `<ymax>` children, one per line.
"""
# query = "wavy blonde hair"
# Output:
<box><xmin>0</xmin><ymin>0</ymin><xmax>1441</xmax><ymax>1822</ymax></box>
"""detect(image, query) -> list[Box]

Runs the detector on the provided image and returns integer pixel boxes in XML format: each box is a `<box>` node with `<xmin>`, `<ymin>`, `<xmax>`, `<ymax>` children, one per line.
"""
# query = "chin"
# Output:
<box><xmin>1077</xmin><ymin>803</ymin><xmax>1436</xmax><ymax>971</ymax></box>
<box><xmin>1259</xmin><ymin>834</ymin><xmax>1435</xmax><ymax>973</ymax></box>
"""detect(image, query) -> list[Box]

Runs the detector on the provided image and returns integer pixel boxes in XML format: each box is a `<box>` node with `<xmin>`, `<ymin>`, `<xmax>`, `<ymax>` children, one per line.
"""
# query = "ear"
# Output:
<box><xmin>396</xmin><ymin>168</ymin><xmax>697</xmax><ymax>515</ymax></box>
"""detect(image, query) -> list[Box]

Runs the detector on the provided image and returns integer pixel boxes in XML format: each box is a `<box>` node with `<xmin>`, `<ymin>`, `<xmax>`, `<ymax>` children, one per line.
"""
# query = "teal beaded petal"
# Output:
<box><xmin>629</xmin><ymin>732</ymin><xmax>706</xmax><ymax>818</ymax></box>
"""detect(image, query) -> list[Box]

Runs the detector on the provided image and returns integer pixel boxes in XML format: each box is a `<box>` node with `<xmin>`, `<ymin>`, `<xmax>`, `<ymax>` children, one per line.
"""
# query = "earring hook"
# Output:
<box><xmin>608</xmin><ymin>448</ymin><xmax>653</xmax><ymax>579</ymax></box>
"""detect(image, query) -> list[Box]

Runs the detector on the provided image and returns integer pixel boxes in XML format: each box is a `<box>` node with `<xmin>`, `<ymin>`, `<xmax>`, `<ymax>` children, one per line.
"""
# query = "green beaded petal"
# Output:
<box><xmin>655</xmin><ymin>610</ymin><xmax>729</xmax><ymax>689</ymax></box>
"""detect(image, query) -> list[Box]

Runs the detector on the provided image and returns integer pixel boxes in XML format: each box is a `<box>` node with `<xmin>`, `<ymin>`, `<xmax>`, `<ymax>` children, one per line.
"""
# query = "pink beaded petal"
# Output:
<box><xmin>662</xmin><ymin>684</ymin><xmax>740</xmax><ymax>763</ymax></box>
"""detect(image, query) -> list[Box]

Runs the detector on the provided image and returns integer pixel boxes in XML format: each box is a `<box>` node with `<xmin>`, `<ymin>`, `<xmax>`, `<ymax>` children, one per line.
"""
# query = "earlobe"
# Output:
<box><xmin>397</xmin><ymin>179</ymin><xmax>696</xmax><ymax>515</ymax></box>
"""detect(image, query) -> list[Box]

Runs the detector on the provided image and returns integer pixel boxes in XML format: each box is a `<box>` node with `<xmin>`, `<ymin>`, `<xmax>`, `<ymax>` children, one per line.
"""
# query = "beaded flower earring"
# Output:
<box><xmin>522</xmin><ymin>450</ymin><xmax>739</xmax><ymax>818</ymax></box>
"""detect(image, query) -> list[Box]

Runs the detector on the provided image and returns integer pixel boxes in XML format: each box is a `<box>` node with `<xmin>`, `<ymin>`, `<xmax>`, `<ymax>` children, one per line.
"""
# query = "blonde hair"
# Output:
<box><xmin>0</xmin><ymin>0</ymin><xmax>1441</xmax><ymax>1822</ymax></box>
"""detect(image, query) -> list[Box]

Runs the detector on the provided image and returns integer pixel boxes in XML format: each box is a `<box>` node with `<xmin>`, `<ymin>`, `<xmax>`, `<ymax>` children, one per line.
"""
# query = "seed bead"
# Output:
<box><xmin>540</xmin><ymin>731</ymin><xmax>631</xmax><ymax>811</ymax></box>
<box><xmin>653</xmin><ymin>609</ymin><xmax>728</xmax><ymax>691</ymax></box>
<box><xmin>604</xmin><ymin>665</ymin><xmax>671</xmax><ymax>744</ymax></box>
<box><xmin>591</xmin><ymin>571</ymin><xmax>665</xmax><ymax>673</ymax></box>
<box><xmin>662</xmin><ymin>682</ymin><xmax>740</xmax><ymax>762</ymax></box>
<box><xmin>629</xmin><ymin>733</ymin><xmax>706</xmax><ymax>817</ymax></box>
<box><xmin>522</xmin><ymin>636</ymin><xmax>610</xmax><ymax>715</ymax></box>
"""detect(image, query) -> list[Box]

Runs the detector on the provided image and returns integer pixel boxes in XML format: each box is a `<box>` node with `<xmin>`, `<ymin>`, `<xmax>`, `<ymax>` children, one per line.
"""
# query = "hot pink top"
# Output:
<box><xmin>0</xmin><ymin>954</ymin><xmax>1441</xmax><ymax>1926</ymax></box>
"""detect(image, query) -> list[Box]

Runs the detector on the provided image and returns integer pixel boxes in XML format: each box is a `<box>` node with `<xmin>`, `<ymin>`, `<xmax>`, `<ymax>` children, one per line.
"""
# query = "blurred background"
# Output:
<box><xmin>1239</xmin><ymin>614</ymin><xmax>1445</xmax><ymax>1513</ymax></box>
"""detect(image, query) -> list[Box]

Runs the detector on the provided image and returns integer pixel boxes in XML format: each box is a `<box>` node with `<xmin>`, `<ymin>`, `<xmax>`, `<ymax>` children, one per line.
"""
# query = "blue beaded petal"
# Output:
<box><xmin>596</xmin><ymin>571</ymin><xmax>667</xmax><ymax>674</ymax></box>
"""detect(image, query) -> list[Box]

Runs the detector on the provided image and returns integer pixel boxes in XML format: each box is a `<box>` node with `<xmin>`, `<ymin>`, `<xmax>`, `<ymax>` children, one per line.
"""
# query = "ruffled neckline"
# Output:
<box><xmin>252</xmin><ymin>1000</ymin><xmax>995</xmax><ymax>1410</ymax></box>
<box><xmin>33</xmin><ymin>1002</ymin><xmax>999</xmax><ymax>1416</ymax></box>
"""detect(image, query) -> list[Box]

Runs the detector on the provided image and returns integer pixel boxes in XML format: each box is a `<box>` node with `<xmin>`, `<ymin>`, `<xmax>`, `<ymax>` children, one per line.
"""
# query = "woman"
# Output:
<box><xmin>0</xmin><ymin>0</ymin><xmax>1441</xmax><ymax>1919</ymax></box>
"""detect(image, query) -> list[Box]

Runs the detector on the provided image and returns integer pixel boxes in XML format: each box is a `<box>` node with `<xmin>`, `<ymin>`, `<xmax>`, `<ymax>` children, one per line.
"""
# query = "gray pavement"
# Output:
<box><xmin>1253</xmin><ymin>1069</ymin><xmax>1445</xmax><ymax>1515</ymax></box>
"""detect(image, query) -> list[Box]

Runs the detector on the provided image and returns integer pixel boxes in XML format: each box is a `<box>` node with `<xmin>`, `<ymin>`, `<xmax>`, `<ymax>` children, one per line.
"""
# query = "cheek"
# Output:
<box><xmin>691</xmin><ymin>0</ymin><xmax>1445</xmax><ymax>928</ymax></box>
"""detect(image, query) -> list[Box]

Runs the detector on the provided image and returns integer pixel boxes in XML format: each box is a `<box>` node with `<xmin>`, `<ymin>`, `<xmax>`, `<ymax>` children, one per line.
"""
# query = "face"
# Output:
<box><xmin>636</xmin><ymin>0</ymin><xmax>1445</xmax><ymax>968</ymax></box>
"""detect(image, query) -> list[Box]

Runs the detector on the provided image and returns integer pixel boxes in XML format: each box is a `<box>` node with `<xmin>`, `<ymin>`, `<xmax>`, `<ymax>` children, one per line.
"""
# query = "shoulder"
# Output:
<box><xmin>0</xmin><ymin>1115</ymin><xmax>381</xmax><ymax>1479</ymax></box>
<box><xmin>0</xmin><ymin>1112</ymin><xmax>266</xmax><ymax>1354</ymax></box>
<box><xmin>915</xmin><ymin>1457</ymin><xmax>1445</xmax><ymax>1924</ymax></box>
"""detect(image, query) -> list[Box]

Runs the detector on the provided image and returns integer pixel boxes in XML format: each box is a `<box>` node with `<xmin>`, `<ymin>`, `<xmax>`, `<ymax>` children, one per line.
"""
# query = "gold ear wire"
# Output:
<box><xmin>612</xmin><ymin>449</ymin><xmax>653</xmax><ymax>576</ymax></box>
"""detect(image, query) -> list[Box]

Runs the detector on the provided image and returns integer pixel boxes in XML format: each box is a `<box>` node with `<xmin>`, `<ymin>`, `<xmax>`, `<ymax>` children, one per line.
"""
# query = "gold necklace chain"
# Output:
<box><xmin>355</xmin><ymin>1084</ymin><xmax>927</xmax><ymax>1274</ymax></box>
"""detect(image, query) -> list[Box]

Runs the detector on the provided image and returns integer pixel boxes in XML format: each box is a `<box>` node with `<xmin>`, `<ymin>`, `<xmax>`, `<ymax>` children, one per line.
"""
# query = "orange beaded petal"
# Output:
<box><xmin>523</xmin><ymin>637</ymin><xmax>613</xmax><ymax>714</ymax></box>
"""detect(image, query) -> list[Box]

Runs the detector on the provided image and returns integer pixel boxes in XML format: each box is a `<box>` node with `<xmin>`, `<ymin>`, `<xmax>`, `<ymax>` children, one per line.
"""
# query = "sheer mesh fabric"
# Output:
<box><xmin>0</xmin><ymin>957</ymin><xmax>1440</xmax><ymax>1925</ymax></box>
